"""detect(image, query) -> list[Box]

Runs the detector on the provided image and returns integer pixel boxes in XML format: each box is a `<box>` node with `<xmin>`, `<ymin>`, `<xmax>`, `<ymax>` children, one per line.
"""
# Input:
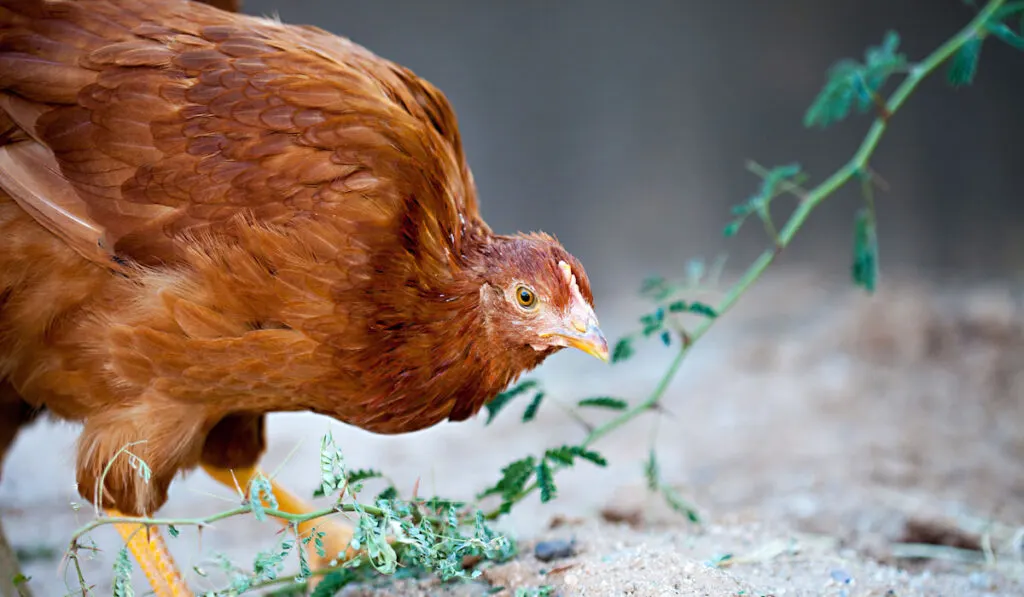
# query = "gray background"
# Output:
<box><xmin>239</xmin><ymin>0</ymin><xmax>1024</xmax><ymax>295</ymax></box>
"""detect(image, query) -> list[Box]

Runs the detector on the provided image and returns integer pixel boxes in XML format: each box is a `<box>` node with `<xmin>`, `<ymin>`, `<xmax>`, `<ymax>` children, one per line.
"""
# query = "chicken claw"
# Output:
<box><xmin>109</xmin><ymin>510</ymin><xmax>192</xmax><ymax>597</ymax></box>
<box><xmin>201</xmin><ymin>465</ymin><xmax>357</xmax><ymax>570</ymax></box>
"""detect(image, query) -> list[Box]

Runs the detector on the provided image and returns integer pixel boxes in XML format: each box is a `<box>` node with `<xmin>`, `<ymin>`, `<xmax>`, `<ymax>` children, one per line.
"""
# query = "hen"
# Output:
<box><xmin>0</xmin><ymin>0</ymin><xmax>607</xmax><ymax>594</ymax></box>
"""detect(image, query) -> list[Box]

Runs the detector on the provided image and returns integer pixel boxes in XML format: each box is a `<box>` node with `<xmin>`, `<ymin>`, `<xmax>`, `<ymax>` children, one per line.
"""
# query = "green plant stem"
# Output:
<box><xmin>68</xmin><ymin>503</ymin><xmax>384</xmax><ymax>546</ymax></box>
<box><xmin>588</xmin><ymin>0</ymin><xmax>1005</xmax><ymax>444</ymax></box>
<box><xmin>486</xmin><ymin>0</ymin><xmax>1005</xmax><ymax>519</ymax></box>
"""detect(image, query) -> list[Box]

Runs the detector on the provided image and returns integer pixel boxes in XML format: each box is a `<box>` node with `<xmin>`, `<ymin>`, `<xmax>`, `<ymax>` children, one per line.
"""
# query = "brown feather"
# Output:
<box><xmin>0</xmin><ymin>0</ymin><xmax>600</xmax><ymax>517</ymax></box>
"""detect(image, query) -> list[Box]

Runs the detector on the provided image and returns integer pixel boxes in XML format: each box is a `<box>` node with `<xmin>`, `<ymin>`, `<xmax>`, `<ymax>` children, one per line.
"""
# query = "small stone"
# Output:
<box><xmin>968</xmin><ymin>571</ymin><xmax>991</xmax><ymax>589</ymax></box>
<box><xmin>564</xmin><ymin>573</ymin><xmax>579</xmax><ymax>586</ymax></box>
<box><xmin>534</xmin><ymin>538</ymin><xmax>576</xmax><ymax>562</ymax></box>
<box><xmin>830</xmin><ymin>569</ymin><xmax>853</xmax><ymax>584</ymax></box>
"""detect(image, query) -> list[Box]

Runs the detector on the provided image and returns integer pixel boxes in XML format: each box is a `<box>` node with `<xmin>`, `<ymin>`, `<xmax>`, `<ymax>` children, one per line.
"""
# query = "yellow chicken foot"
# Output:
<box><xmin>201</xmin><ymin>465</ymin><xmax>356</xmax><ymax>568</ymax></box>
<box><xmin>108</xmin><ymin>509</ymin><xmax>192</xmax><ymax>597</ymax></box>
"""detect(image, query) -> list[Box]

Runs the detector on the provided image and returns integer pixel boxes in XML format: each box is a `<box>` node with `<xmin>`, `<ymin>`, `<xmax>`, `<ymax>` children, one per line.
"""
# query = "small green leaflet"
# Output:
<box><xmin>644</xmin><ymin>449</ymin><xmax>660</xmax><ymax>491</ymax></box>
<box><xmin>662</xmin><ymin>486</ymin><xmax>702</xmax><ymax>524</ymax></box>
<box><xmin>522</xmin><ymin>392</ymin><xmax>545</xmax><ymax>422</ymax></box>
<box><xmin>948</xmin><ymin>35</ymin><xmax>983</xmax><ymax>86</ymax></box>
<box><xmin>112</xmin><ymin>546</ymin><xmax>134</xmax><ymax>597</ymax></box>
<box><xmin>611</xmin><ymin>338</ymin><xmax>634</xmax><ymax>363</ymax></box>
<box><xmin>312</xmin><ymin>569</ymin><xmax>359</xmax><ymax>597</ymax></box>
<box><xmin>296</xmin><ymin>532</ymin><xmax>312</xmax><ymax>580</ymax></box>
<box><xmin>804</xmin><ymin>31</ymin><xmax>906</xmax><ymax>128</ymax></box>
<box><xmin>536</xmin><ymin>460</ymin><xmax>555</xmax><ymax>502</ymax></box>
<box><xmin>644</xmin><ymin>449</ymin><xmax>702</xmax><ymax>523</ymax></box>
<box><xmin>127</xmin><ymin>452</ymin><xmax>151</xmax><ymax>484</ymax></box>
<box><xmin>577</xmin><ymin>396</ymin><xmax>628</xmax><ymax>411</ymax></box>
<box><xmin>640</xmin><ymin>276</ymin><xmax>672</xmax><ymax>301</ymax></box>
<box><xmin>686</xmin><ymin>302</ymin><xmax>717</xmax><ymax>318</ymax></box>
<box><xmin>543</xmin><ymin>445</ymin><xmax>608</xmax><ymax>467</ymax></box>
<box><xmin>640</xmin><ymin>307</ymin><xmax>665</xmax><ymax>336</ymax></box>
<box><xmin>484</xmin><ymin>380</ymin><xmax>539</xmax><ymax>424</ymax></box>
<box><xmin>346</xmin><ymin>468</ymin><xmax>384</xmax><ymax>484</ymax></box>
<box><xmin>986</xmin><ymin>20</ymin><xmax>1024</xmax><ymax>50</ymax></box>
<box><xmin>376</xmin><ymin>486</ymin><xmax>398</xmax><ymax>501</ymax></box>
<box><xmin>852</xmin><ymin>206</ymin><xmax>879</xmax><ymax>292</ymax></box>
<box><xmin>477</xmin><ymin>456</ymin><xmax>536</xmax><ymax>501</ymax></box>
<box><xmin>248</xmin><ymin>474</ymin><xmax>278</xmax><ymax>522</ymax></box>
<box><xmin>319</xmin><ymin>432</ymin><xmax>347</xmax><ymax>498</ymax></box>
<box><xmin>725</xmin><ymin>163</ymin><xmax>802</xmax><ymax>236</ymax></box>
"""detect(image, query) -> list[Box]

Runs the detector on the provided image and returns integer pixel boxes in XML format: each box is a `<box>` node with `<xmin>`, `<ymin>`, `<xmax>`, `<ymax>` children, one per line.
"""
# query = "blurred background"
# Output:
<box><xmin>235</xmin><ymin>0</ymin><xmax>1024</xmax><ymax>290</ymax></box>
<box><xmin>3</xmin><ymin>1</ymin><xmax>1023</xmax><ymax>594</ymax></box>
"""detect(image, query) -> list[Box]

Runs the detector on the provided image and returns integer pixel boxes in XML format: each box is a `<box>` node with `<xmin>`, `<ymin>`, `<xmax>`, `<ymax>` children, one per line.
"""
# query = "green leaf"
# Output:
<box><xmin>296</xmin><ymin>534</ymin><xmax>312</xmax><ymax>581</ymax></box>
<box><xmin>723</xmin><ymin>219</ymin><xmax>744</xmax><ymax>237</ymax></box>
<box><xmin>644</xmin><ymin>449</ymin><xmax>660</xmax><ymax>492</ymax></box>
<box><xmin>248</xmin><ymin>474</ymin><xmax>277</xmax><ymax>522</ymax></box>
<box><xmin>688</xmin><ymin>302</ymin><xmax>718</xmax><ymax>318</ymax></box>
<box><xmin>577</xmin><ymin>396</ymin><xmax>628</xmax><ymax>411</ymax></box>
<box><xmin>861</xmin><ymin>30</ymin><xmax>906</xmax><ymax>99</ymax></box>
<box><xmin>485</xmin><ymin>380</ymin><xmax>539</xmax><ymax>424</ymax></box>
<box><xmin>319</xmin><ymin>432</ymin><xmax>347</xmax><ymax>498</ymax></box>
<box><xmin>311</xmin><ymin>569</ymin><xmax>358</xmax><ymax>597</ymax></box>
<box><xmin>573</xmin><ymin>447</ymin><xmax>608</xmax><ymax>467</ymax></box>
<box><xmin>346</xmin><ymin>468</ymin><xmax>384</xmax><ymax>484</ymax></box>
<box><xmin>992</xmin><ymin>1</ymin><xmax>1024</xmax><ymax>20</ymax></box>
<box><xmin>167</xmin><ymin>524</ymin><xmax>179</xmax><ymax>538</ymax></box>
<box><xmin>804</xmin><ymin>59</ymin><xmax>861</xmax><ymax>128</ymax></box>
<box><xmin>522</xmin><ymin>392</ymin><xmax>545</xmax><ymax>422</ymax></box>
<box><xmin>852</xmin><ymin>206</ymin><xmax>879</xmax><ymax>292</ymax></box>
<box><xmin>127</xmin><ymin>452</ymin><xmax>152</xmax><ymax>484</ymax></box>
<box><xmin>639</xmin><ymin>276</ymin><xmax>671</xmax><ymax>300</ymax></box>
<box><xmin>543</xmin><ymin>445</ymin><xmax>576</xmax><ymax>466</ymax></box>
<box><xmin>668</xmin><ymin>300</ymin><xmax>688</xmax><ymax>313</ymax></box>
<box><xmin>759</xmin><ymin>163</ymin><xmax>802</xmax><ymax>200</ymax></box>
<box><xmin>727</xmin><ymin>163</ymin><xmax>803</xmax><ymax>237</ymax></box>
<box><xmin>478</xmin><ymin>456</ymin><xmax>536</xmax><ymax>501</ymax></box>
<box><xmin>12</xmin><ymin>573</ymin><xmax>29</xmax><ymax>586</ymax></box>
<box><xmin>639</xmin><ymin>310</ymin><xmax>664</xmax><ymax>336</ymax></box>
<box><xmin>805</xmin><ymin>31</ymin><xmax>906</xmax><ymax>128</ymax></box>
<box><xmin>376</xmin><ymin>486</ymin><xmax>398</xmax><ymax>501</ymax></box>
<box><xmin>661</xmin><ymin>486</ymin><xmax>702</xmax><ymax>524</ymax></box>
<box><xmin>112</xmin><ymin>546</ymin><xmax>134</xmax><ymax>597</ymax></box>
<box><xmin>947</xmin><ymin>35</ymin><xmax>983</xmax><ymax>86</ymax></box>
<box><xmin>986</xmin><ymin>20</ymin><xmax>1024</xmax><ymax>50</ymax></box>
<box><xmin>536</xmin><ymin>460</ymin><xmax>556</xmax><ymax>502</ymax></box>
<box><xmin>544</xmin><ymin>445</ymin><xmax>608</xmax><ymax>467</ymax></box>
<box><xmin>611</xmin><ymin>338</ymin><xmax>634</xmax><ymax>363</ymax></box>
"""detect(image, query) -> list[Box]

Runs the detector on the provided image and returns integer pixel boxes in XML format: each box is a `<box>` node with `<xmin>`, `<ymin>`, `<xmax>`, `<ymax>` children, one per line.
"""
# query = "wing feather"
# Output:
<box><xmin>0</xmin><ymin>0</ymin><xmax>481</xmax><ymax>268</ymax></box>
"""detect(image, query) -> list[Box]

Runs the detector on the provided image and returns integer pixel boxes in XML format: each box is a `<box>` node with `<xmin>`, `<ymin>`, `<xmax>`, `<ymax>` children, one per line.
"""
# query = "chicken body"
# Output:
<box><xmin>0</xmin><ymin>0</ymin><xmax>605</xmax><ymax>532</ymax></box>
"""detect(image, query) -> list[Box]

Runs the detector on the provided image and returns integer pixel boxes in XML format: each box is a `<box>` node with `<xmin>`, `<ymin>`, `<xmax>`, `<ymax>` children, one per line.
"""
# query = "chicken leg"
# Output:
<box><xmin>108</xmin><ymin>510</ymin><xmax>192</xmax><ymax>597</ymax></box>
<box><xmin>201</xmin><ymin>465</ymin><xmax>356</xmax><ymax>567</ymax></box>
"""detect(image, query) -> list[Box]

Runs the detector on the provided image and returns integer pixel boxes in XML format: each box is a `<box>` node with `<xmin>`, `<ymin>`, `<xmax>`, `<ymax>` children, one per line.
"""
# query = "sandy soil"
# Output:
<box><xmin>2</xmin><ymin>270</ymin><xmax>1022</xmax><ymax>596</ymax></box>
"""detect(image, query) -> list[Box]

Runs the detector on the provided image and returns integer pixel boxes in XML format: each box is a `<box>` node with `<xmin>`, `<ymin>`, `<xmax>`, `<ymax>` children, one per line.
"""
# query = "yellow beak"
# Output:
<box><xmin>563</xmin><ymin>323</ymin><xmax>610</xmax><ymax>362</ymax></box>
<box><xmin>544</xmin><ymin>318</ymin><xmax>609</xmax><ymax>362</ymax></box>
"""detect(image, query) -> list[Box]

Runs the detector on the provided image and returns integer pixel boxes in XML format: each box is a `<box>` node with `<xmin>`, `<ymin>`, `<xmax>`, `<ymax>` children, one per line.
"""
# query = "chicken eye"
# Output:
<box><xmin>515</xmin><ymin>285</ymin><xmax>537</xmax><ymax>309</ymax></box>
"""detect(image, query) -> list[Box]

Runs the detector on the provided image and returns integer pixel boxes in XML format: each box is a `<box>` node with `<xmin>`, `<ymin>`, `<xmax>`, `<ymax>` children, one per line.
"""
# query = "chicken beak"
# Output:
<box><xmin>542</xmin><ymin>308</ymin><xmax>610</xmax><ymax>362</ymax></box>
<box><xmin>561</xmin><ymin>321</ymin><xmax>610</xmax><ymax>362</ymax></box>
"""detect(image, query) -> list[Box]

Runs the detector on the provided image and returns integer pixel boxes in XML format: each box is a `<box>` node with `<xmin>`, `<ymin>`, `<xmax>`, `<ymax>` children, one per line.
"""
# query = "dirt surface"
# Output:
<box><xmin>2</xmin><ymin>270</ymin><xmax>1023</xmax><ymax>596</ymax></box>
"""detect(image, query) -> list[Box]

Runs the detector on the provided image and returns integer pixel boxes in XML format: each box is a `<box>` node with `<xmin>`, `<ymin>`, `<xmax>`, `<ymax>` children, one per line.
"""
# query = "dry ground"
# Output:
<box><xmin>2</xmin><ymin>270</ymin><xmax>1022</xmax><ymax>596</ymax></box>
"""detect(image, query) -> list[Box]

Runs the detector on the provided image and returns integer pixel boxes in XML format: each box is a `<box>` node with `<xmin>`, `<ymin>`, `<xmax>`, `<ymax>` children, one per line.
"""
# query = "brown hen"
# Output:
<box><xmin>0</xmin><ymin>0</ymin><xmax>607</xmax><ymax>594</ymax></box>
